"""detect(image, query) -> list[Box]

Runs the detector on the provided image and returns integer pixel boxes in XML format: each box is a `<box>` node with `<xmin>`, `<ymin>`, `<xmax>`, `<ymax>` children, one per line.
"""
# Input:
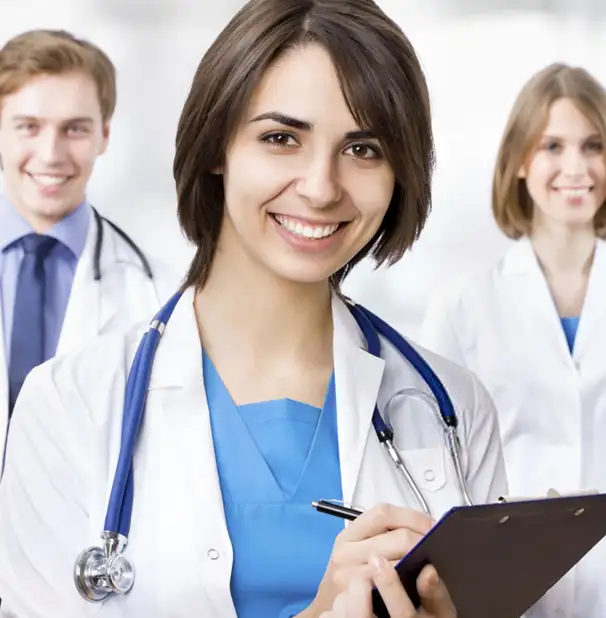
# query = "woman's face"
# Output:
<box><xmin>520</xmin><ymin>97</ymin><xmax>606</xmax><ymax>233</ymax></box>
<box><xmin>218</xmin><ymin>43</ymin><xmax>396</xmax><ymax>284</ymax></box>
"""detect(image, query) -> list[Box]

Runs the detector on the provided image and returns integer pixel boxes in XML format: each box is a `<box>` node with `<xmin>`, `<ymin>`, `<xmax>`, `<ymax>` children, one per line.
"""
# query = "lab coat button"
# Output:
<box><xmin>207</xmin><ymin>549</ymin><xmax>220</xmax><ymax>560</ymax></box>
<box><xmin>424</xmin><ymin>469</ymin><xmax>436</xmax><ymax>482</ymax></box>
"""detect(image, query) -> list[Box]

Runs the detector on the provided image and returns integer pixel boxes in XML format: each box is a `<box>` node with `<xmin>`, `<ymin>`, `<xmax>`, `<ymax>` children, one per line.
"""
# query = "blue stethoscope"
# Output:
<box><xmin>73</xmin><ymin>291</ymin><xmax>473</xmax><ymax>602</ymax></box>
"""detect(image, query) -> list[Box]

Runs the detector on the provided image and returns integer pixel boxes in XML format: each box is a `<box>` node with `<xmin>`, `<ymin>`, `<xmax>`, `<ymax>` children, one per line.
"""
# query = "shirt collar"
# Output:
<box><xmin>0</xmin><ymin>195</ymin><xmax>91</xmax><ymax>259</ymax></box>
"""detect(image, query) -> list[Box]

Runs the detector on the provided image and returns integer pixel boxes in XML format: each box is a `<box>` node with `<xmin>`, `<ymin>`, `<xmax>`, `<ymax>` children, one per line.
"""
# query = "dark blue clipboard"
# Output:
<box><xmin>372</xmin><ymin>493</ymin><xmax>606</xmax><ymax>618</ymax></box>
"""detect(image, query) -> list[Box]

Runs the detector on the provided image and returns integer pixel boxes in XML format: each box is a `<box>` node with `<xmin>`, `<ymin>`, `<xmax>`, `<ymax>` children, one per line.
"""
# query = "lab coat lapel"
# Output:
<box><xmin>573</xmin><ymin>239</ymin><xmax>606</xmax><ymax>361</ymax></box>
<box><xmin>57</xmin><ymin>217</ymin><xmax>120</xmax><ymax>355</ymax></box>
<box><xmin>147</xmin><ymin>288</ymin><xmax>233</xmax><ymax>586</ymax></box>
<box><xmin>57</xmin><ymin>218</ymin><xmax>102</xmax><ymax>354</ymax></box>
<box><xmin>502</xmin><ymin>238</ymin><xmax>572</xmax><ymax>362</ymax></box>
<box><xmin>95</xmin><ymin>222</ymin><xmax>121</xmax><ymax>331</ymax></box>
<box><xmin>332</xmin><ymin>294</ymin><xmax>386</xmax><ymax>506</ymax></box>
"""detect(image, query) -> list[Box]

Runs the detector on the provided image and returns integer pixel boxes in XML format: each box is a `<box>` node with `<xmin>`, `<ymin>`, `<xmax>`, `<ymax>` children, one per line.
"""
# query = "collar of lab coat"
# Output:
<box><xmin>148</xmin><ymin>286</ymin><xmax>385</xmax><ymax>390</ymax></box>
<box><xmin>501</xmin><ymin>237</ymin><xmax>542</xmax><ymax>276</ymax></box>
<box><xmin>502</xmin><ymin>236</ymin><xmax>606</xmax><ymax>277</ymax></box>
<box><xmin>147</xmin><ymin>286</ymin><xmax>386</xmax><ymax>502</ymax></box>
<box><xmin>501</xmin><ymin>236</ymin><xmax>606</xmax><ymax>360</ymax></box>
<box><xmin>56</xmin><ymin>216</ymin><xmax>145</xmax><ymax>353</ymax></box>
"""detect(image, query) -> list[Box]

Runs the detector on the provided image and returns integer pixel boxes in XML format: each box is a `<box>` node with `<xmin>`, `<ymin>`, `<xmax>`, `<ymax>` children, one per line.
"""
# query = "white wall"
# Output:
<box><xmin>1</xmin><ymin>0</ymin><xmax>605</xmax><ymax>337</ymax></box>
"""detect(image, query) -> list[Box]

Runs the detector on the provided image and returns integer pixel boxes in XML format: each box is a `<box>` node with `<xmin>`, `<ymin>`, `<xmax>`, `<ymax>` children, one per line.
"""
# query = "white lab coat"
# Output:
<box><xmin>0</xmin><ymin>216</ymin><xmax>183</xmax><ymax>467</ymax></box>
<box><xmin>0</xmin><ymin>288</ymin><xmax>507</xmax><ymax>618</ymax></box>
<box><xmin>420</xmin><ymin>237</ymin><xmax>606</xmax><ymax>618</ymax></box>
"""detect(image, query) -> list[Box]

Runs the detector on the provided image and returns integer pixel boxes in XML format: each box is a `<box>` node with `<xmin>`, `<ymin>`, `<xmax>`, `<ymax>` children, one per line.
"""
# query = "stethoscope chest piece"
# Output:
<box><xmin>74</xmin><ymin>532</ymin><xmax>135</xmax><ymax>602</ymax></box>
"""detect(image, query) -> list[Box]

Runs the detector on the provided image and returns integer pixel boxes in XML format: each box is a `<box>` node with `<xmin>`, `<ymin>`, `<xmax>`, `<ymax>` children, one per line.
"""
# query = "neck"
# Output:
<box><xmin>194</xmin><ymin>230</ymin><xmax>334</xmax><ymax>365</ymax></box>
<box><xmin>530</xmin><ymin>223</ymin><xmax>596</xmax><ymax>277</ymax></box>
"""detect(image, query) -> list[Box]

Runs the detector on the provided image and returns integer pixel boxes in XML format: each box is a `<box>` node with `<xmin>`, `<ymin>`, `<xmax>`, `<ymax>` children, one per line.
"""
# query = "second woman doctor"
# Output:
<box><xmin>0</xmin><ymin>0</ymin><xmax>506</xmax><ymax>616</ymax></box>
<box><xmin>421</xmin><ymin>63</ymin><xmax>606</xmax><ymax>618</ymax></box>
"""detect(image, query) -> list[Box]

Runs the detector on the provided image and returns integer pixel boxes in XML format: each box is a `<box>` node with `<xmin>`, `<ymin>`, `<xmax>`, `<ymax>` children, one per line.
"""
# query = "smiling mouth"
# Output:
<box><xmin>27</xmin><ymin>173</ymin><xmax>72</xmax><ymax>187</ymax></box>
<box><xmin>553</xmin><ymin>187</ymin><xmax>593</xmax><ymax>198</ymax></box>
<box><xmin>271</xmin><ymin>214</ymin><xmax>346</xmax><ymax>239</ymax></box>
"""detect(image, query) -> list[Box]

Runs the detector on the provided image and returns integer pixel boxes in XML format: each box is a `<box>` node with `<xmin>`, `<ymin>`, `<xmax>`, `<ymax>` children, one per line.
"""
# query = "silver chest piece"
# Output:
<box><xmin>74</xmin><ymin>532</ymin><xmax>135</xmax><ymax>602</ymax></box>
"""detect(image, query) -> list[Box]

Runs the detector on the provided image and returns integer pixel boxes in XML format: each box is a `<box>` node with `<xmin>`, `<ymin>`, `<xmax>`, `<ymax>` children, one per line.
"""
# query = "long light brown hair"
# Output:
<box><xmin>493</xmin><ymin>63</ymin><xmax>606</xmax><ymax>239</ymax></box>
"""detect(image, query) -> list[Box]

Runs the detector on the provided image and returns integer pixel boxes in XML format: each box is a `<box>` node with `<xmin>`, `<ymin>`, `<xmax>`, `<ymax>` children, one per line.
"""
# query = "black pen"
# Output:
<box><xmin>312</xmin><ymin>500</ymin><xmax>364</xmax><ymax>521</ymax></box>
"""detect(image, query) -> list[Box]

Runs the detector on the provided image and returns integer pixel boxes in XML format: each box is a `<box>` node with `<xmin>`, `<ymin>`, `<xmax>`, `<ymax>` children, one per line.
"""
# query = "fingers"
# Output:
<box><xmin>371</xmin><ymin>554</ymin><xmax>417</xmax><ymax>618</ymax></box>
<box><xmin>349</xmin><ymin>527</ymin><xmax>424</xmax><ymax>564</ymax></box>
<box><xmin>339</xmin><ymin>503</ymin><xmax>435</xmax><ymax>543</ymax></box>
<box><xmin>321</xmin><ymin>579</ymin><xmax>374</xmax><ymax>618</ymax></box>
<box><xmin>417</xmin><ymin>565</ymin><xmax>457</xmax><ymax>618</ymax></box>
<box><xmin>333</xmin><ymin>504</ymin><xmax>430</xmax><ymax>570</ymax></box>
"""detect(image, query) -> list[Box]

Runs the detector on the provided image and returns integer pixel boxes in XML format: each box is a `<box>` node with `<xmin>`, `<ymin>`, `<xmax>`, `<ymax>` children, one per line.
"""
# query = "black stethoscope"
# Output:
<box><xmin>74</xmin><ymin>291</ymin><xmax>472</xmax><ymax>602</ymax></box>
<box><xmin>91</xmin><ymin>207</ymin><xmax>153</xmax><ymax>281</ymax></box>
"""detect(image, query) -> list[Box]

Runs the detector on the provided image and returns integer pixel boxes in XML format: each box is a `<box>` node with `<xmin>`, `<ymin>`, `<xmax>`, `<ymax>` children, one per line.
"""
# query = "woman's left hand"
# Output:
<box><xmin>318</xmin><ymin>555</ymin><xmax>457</xmax><ymax>618</ymax></box>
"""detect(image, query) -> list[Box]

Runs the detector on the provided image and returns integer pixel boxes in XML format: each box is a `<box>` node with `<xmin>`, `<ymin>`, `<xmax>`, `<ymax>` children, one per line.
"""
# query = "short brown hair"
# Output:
<box><xmin>0</xmin><ymin>29</ymin><xmax>116</xmax><ymax>123</ymax></box>
<box><xmin>493</xmin><ymin>63</ymin><xmax>606</xmax><ymax>239</ymax></box>
<box><xmin>174</xmin><ymin>0</ymin><xmax>434</xmax><ymax>289</ymax></box>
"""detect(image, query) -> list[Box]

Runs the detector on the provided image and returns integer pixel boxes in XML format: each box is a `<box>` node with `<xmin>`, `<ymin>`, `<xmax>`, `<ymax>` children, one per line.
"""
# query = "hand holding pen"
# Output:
<box><xmin>304</xmin><ymin>501</ymin><xmax>454</xmax><ymax>618</ymax></box>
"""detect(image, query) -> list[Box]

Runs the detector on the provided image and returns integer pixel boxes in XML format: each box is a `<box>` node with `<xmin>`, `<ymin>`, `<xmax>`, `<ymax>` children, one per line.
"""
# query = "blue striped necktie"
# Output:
<box><xmin>8</xmin><ymin>233</ymin><xmax>58</xmax><ymax>416</ymax></box>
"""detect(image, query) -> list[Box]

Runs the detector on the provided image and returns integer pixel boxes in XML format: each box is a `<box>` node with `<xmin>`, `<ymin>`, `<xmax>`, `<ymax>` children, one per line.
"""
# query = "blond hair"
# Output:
<box><xmin>0</xmin><ymin>29</ymin><xmax>116</xmax><ymax>123</ymax></box>
<box><xmin>492</xmin><ymin>63</ymin><xmax>606</xmax><ymax>239</ymax></box>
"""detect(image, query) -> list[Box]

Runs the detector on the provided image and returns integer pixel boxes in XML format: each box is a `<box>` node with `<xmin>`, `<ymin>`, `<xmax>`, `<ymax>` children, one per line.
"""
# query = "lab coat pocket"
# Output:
<box><xmin>398</xmin><ymin>447</ymin><xmax>447</xmax><ymax>493</ymax></box>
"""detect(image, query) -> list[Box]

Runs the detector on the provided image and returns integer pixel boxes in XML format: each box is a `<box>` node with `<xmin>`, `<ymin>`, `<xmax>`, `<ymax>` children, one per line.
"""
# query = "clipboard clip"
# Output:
<box><xmin>497</xmin><ymin>488</ymin><xmax>599</xmax><ymax>503</ymax></box>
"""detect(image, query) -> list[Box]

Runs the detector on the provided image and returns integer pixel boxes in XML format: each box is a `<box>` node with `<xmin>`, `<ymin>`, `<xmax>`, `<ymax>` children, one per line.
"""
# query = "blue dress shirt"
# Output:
<box><xmin>0</xmin><ymin>196</ymin><xmax>90</xmax><ymax>358</ymax></box>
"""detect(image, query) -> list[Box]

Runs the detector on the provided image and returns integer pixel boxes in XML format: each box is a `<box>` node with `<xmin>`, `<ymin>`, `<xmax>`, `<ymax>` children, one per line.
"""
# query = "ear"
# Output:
<box><xmin>517</xmin><ymin>164</ymin><xmax>526</xmax><ymax>179</ymax></box>
<box><xmin>98</xmin><ymin>121</ymin><xmax>111</xmax><ymax>155</ymax></box>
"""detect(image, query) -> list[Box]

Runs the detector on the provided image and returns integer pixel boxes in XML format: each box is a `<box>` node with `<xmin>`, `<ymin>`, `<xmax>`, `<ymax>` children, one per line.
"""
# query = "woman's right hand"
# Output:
<box><xmin>306</xmin><ymin>503</ymin><xmax>435</xmax><ymax>616</ymax></box>
<box><xmin>319</xmin><ymin>559</ymin><xmax>455</xmax><ymax>618</ymax></box>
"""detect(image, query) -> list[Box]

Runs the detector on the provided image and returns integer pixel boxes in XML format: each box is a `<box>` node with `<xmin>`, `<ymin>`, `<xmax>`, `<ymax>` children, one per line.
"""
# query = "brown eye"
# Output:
<box><xmin>260</xmin><ymin>132</ymin><xmax>298</xmax><ymax>147</ymax></box>
<box><xmin>345</xmin><ymin>143</ymin><xmax>380</xmax><ymax>159</ymax></box>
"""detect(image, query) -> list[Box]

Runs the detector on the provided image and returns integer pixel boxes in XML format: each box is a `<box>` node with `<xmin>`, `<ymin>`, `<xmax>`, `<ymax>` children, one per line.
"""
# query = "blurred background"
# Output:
<box><xmin>1</xmin><ymin>0</ymin><xmax>605</xmax><ymax>336</ymax></box>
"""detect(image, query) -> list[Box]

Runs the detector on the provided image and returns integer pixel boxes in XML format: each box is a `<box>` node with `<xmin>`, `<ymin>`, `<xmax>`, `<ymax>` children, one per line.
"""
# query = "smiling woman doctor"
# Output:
<box><xmin>421</xmin><ymin>64</ymin><xmax>606</xmax><ymax>618</ymax></box>
<box><xmin>0</xmin><ymin>1</ymin><xmax>506</xmax><ymax>617</ymax></box>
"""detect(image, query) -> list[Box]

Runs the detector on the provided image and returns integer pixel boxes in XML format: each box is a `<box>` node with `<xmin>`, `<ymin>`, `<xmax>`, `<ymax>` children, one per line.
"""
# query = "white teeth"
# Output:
<box><xmin>558</xmin><ymin>188</ymin><xmax>589</xmax><ymax>198</ymax></box>
<box><xmin>29</xmin><ymin>174</ymin><xmax>69</xmax><ymax>187</ymax></box>
<box><xmin>274</xmin><ymin>215</ymin><xmax>340</xmax><ymax>239</ymax></box>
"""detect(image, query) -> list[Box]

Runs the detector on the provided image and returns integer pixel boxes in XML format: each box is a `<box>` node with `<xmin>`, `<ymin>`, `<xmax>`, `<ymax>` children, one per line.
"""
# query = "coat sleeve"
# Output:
<box><xmin>0</xmin><ymin>360</ymin><xmax>92</xmax><ymax>617</ymax></box>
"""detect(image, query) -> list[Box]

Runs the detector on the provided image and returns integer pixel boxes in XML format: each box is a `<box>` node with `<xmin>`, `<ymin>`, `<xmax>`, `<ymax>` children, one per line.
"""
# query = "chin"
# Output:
<box><xmin>24</xmin><ymin>202</ymin><xmax>79</xmax><ymax>224</ymax></box>
<box><xmin>559</xmin><ymin>215</ymin><xmax>596</xmax><ymax>229</ymax></box>
<box><xmin>271</xmin><ymin>264</ymin><xmax>341</xmax><ymax>286</ymax></box>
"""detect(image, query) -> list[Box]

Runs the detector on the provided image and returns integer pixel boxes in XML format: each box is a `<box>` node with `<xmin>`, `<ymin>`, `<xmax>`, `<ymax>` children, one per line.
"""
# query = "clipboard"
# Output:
<box><xmin>372</xmin><ymin>493</ymin><xmax>606</xmax><ymax>618</ymax></box>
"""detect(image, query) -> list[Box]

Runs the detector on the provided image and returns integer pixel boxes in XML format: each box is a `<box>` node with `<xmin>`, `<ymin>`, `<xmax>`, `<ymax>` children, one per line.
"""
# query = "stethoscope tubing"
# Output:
<box><xmin>91</xmin><ymin>208</ymin><xmax>154</xmax><ymax>282</ymax></box>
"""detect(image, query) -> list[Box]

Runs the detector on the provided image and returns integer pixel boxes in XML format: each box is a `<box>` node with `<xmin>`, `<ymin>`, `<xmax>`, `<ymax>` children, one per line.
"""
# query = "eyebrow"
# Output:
<box><xmin>541</xmin><ymin>133</ymin><xmax>602</xmax><ymax>141</ymax></box>
<box><xmin>11</xmin><ymin>115</ymin><xmax>95</xmax><ymax>124</ymax></box>
<box><xmin>250</xmin><ymin>111</ymin><xmax>377</xmax><ymax>140</ymax></box>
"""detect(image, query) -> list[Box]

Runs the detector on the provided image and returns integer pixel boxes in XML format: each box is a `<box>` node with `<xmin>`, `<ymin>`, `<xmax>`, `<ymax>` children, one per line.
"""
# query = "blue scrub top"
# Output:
<box><xmin>560</xmin><ymin>316</ymin><xmax>580</xmax><ymax>353</ymax></box>
<box><xmin>204</xmin><ymin>351</ymin><xmax>344</xmax><ymax>618</ymax></box>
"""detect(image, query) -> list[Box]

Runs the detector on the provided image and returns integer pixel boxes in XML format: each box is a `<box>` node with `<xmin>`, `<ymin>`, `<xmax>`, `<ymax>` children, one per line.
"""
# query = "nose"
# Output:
<box><xmin>295</xmin><ymin>153</ymin><xmax>342</xmax><ymax>208</ymax></box>
<box><xmin>561</xmin><ymin>147</ymin><xmax>588</xmax><ymax>179</ymax></box>
<box><xmin>36</xmin><ymin>129</ymin><xmax>67</xmax><ymax>165</ymax></box>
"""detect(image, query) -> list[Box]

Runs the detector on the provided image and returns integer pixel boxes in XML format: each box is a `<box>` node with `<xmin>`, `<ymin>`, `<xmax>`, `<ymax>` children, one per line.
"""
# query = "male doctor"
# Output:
<box><xmin>0</xmin><ymin>29</ymin><xmax>181</xmax><ymax>466</ymax></box>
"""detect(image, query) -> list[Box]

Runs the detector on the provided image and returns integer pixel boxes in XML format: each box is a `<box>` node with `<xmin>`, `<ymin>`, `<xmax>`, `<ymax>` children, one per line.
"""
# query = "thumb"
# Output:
<box><xmin>416</xmin><ymin>566</ymin><xmax>456</xmax><ymax>617</ymax></box>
